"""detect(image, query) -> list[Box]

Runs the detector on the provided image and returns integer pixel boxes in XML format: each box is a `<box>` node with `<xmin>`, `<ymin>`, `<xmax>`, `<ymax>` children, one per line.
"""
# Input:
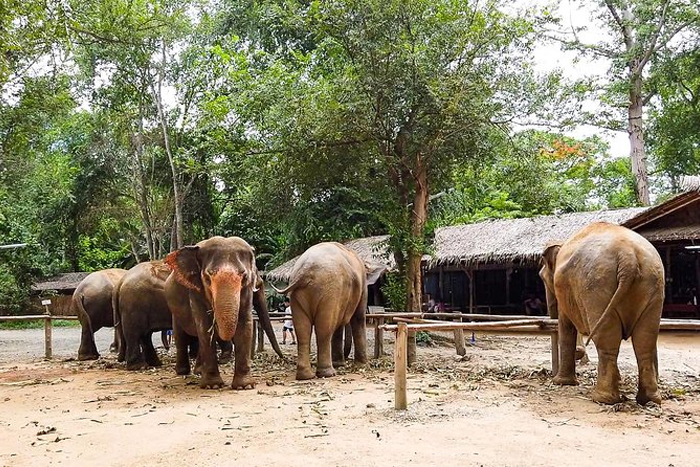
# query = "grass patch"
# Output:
<box><xmin>0</xmin><ymin>319</ymin><xmax>80</xmax><ymax>330</ymax></box>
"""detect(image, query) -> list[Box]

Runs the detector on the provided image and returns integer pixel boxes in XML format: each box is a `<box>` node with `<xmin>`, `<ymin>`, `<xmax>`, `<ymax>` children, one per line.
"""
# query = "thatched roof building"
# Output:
<box><xmin>430</xmin><ymin>207</ymin><xmax>647</xmax><ymax>268</ymax></box>
<box><xmin>265</xmin><ymin>235</ymin><xmax>394</xmax><ymax>284</ymax></box>
<box><xmin>32</xmin><ymin>272</ymin><xmax>90</xmax><ymax>293</ymax></box>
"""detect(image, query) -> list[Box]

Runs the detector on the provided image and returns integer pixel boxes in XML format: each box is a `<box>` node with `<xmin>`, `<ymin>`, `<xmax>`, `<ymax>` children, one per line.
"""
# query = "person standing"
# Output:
<box><xmin>282</xmin><ymin>297</ymin><xmax>296</xmax><ymax>345</ymax></box>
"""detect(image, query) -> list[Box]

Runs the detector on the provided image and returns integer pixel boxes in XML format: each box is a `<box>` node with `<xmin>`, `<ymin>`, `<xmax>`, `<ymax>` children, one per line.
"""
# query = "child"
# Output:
<box><xmin>282</xmin><ymin>298</ymin><xmax>296</xmax><ymax>345</ymax></box>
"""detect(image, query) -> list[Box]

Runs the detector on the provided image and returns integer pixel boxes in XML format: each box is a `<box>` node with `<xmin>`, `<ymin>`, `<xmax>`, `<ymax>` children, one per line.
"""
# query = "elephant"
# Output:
<box><xmin>273</xmin><ymin>242</ymin><xmax>368</xmax><ymax>380</ymax></box>
<box><xmin>540</xmin><ymin>222</ymin><xmax>664</xmax><ymax>405</ymax></box>
<box><xmin>114</xmin><ymin>261</ymin><xmax>174</xmax><ymax>370</ymax></box>
<box><xmin>164</xmin><ymin>236</ymin><xmax>284</xmax><ymax>389</ymax></box>
<box><xmin>73</xmin><ymin>268</ymin><xmax>127</xmax><ymax>360</ymax></box>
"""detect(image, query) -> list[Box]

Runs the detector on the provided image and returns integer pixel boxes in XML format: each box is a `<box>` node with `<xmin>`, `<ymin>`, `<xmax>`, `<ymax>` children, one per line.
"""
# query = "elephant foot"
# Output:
<box><xmin>109</xmin><ymin>341</ymin><xmax>118</xmax><ymax>352</ymax></box>
<box><xmin>175</xmin><ymin>365</ymin><xmax>191</xmax><ymax>376</ymax></box>
<box><xmin>636</xmin><ymin>390</ymin><xmax>661</xmax><ymax>406</ymax></box>
<box><xmin>145</xmin><ymin>358</ymin><xmax>162</xmax><ymax>367</ymax></box>
<box><xmin>552</xmin><ymin>374</ymin><xmax>578</xmax><ymax>386</ymax></box>
<box><xmin>316</xmin><ymin>366</ymin><xmax>336</xmax><ymax>378</ymax></box>
<box><xmin>296</xmin><ymin>366</ymin><xmax>316</xmax><ymax>380</ymax></box>
<box><xmin>78</xmin><ymin>353</ymin><xmax>99</xmax><ymax>361</ymax></box>
<box><xmin>332</xmin><ymin>359</ymin><xmax>346</xmax><ymax>368</ymax></box>
<box><xmin>199</xmin><ymin>374</ymin><xmax>225</xmax><ymax>389</ymax></box>
<box><xmin>591</xmin><ymin>388</ymin><xmax>622</xmax><ymax>405</ymax></box>
<box><xmin>232</xmin><ymin>375</ymin><xmax>256</xmax><ymax>390</ymax></box>
<box><xmin>354</xmin><ymin>355</ymin><xmax>368</xmax><ymax>365</ymax></box>
<box><xmin>126</xmin><ymin>361</ymin><xmax>149</xmax><ymax>371</ymax></box>
<box><xmin>218</xmin><ymin>352</ymin><xmax>233</xmax><ymax>365</ymax></box>
<box><xmin>575</xmin><ymin>346</ymin><xmax>588</xmax><ymax>362</ymax></box>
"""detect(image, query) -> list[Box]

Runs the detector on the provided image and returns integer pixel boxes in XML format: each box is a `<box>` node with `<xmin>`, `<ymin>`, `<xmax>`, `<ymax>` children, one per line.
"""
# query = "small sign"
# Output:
<box><xmin>41</xmin><ymin>299</ymin><xmax>52</xmax><ymax>306</ymax></box>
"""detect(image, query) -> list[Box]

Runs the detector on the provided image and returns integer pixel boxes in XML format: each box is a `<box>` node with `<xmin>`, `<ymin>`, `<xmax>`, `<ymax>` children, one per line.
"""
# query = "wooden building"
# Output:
<box><xmin>31</xmin><ymin>272</ymin><xmax>90</xmax><ymax>315</ymax></box>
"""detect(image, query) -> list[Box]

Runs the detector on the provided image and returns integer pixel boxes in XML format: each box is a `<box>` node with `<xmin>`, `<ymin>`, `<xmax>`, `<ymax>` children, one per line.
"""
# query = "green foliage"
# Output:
<box><xmin>0</xmin><ymin>319</ymin><xmax>80</xmax><ymax>330</ymax></box>
<box><xmin>380</xmin><ymin>271</ymin><xmax>408</xmax><ymax>312</ymax></box>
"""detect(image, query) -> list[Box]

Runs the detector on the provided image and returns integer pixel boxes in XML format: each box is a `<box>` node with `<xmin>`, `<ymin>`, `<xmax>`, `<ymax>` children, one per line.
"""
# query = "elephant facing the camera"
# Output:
<box><xmin>165</xmin><ymin>236</ymin><xmax>283</xmax><ymax>390</ymax></box>
<box><xmin>540</xmin><ymin>222</ymin><xmax>664</xmax><ymax>405</ymax></box>
<box><xmin>274</xmin><ymin>242</ymin><xmax>368</xmax><ymax>380</ymax></box>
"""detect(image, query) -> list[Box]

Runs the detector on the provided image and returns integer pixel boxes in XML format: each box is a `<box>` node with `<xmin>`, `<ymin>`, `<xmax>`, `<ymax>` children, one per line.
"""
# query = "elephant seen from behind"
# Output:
<box><xmin>540</xmin><ymin>222</ymin><xmax>664</xmax><ymax>405</ymax></box>
<box><xmin>273</xmin><ymin>242</ymin><xmax>368</xmax><ymax>380</ymax></box>
<box><xmin>73</xmin><ymin>268</ymin><xmax>127</xmax><ymax>360</ymax></box>
<box><xmin>114</xmin><ymin>261</ymin><xmax>173</xmax><ymax>370</ymax></box>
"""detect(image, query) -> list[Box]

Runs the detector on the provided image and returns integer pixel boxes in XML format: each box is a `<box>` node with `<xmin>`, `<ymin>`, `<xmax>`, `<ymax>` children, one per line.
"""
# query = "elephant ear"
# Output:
<box><xmin>541</xmin><ymin>243</ymin><xmax>562</xmax><ymax>272</ymax></box>
<box><xmin>165</xmin><ymin>245</ymin><xmax>202</xmax><ymax>292</ymax></box>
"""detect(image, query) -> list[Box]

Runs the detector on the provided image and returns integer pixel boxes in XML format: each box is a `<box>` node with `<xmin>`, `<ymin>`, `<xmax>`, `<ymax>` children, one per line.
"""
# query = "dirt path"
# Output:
<box><xmin>0</xmin><ymin>330</ymin><xmax>699</xmax><ymax>467</ymax></box>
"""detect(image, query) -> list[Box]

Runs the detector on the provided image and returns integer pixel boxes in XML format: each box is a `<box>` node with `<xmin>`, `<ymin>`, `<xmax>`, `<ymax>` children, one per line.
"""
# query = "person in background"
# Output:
<box><xmin>282</xmin><ymin>297</ymin><xmax>296</xmax><ymax>345</ymax></box>
<box><xmin>523</xmin><ymin>293</ymin><xmax>544</xmax><ymax>316</ymax></box>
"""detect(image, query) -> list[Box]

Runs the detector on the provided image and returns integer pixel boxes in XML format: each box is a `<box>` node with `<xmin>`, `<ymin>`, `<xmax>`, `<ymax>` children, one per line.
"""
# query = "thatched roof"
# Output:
<box><xmin>430</xmin><ymin>207</ymin><xmax>647</xmax><ymax>267</ymax></box>
<box><xmin>680</xmin><ymin>175</ymin><xmax>700</xmax><ymax>192</ymax></box>
<box><xmin>32</xmin><ymin>272</ymin><xmax>91</xmax><ymax>293</ymax></box>
<box><xmin>265</xmin><ymin>236</ymin><xmax>394</xmax><ymax>283</ymax></box>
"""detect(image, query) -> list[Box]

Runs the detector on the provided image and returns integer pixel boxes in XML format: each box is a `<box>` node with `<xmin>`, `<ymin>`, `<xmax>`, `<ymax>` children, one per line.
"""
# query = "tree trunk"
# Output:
<box><xmin>406</xmin><ymin>153</ymin><xmax>429</xmax><ymax>365</ymax></box>
<box><xmin>132</xmin><ymin>112</ymin><xmax>155</xmax><ymax>259</ymax></box>
<box><xmin>628</xmin><ymin>68</ymin><xmax>650</xmax><ymax>206</ymax></box>
<box><xmin>153</xmin><ymin>40</ymin><xmax>184</xmax><ymax>250</ymax></box>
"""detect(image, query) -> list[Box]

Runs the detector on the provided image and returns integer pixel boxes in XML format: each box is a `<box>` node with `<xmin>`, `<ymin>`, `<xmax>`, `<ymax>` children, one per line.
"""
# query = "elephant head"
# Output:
<box><xmin>540</xmin><ymin>242</ymin><xmax>562</xmax><ymax>319</ymax></box>
<box><xmin>166</xmin><ymin>236</ymin><xmax>258</xmax><ymax>341</ymax></box>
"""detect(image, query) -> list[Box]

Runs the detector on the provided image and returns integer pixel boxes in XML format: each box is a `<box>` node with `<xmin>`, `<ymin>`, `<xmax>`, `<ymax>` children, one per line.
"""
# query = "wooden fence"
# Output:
<box><xmin>379</xmin><ymin>315</ymin><xmax>700</xmax><ymax>410</ymax></box>
<box><xmin>0</xmin><ymin>314</ymin><xmax>78</xmax><ymax>358</ymax></box>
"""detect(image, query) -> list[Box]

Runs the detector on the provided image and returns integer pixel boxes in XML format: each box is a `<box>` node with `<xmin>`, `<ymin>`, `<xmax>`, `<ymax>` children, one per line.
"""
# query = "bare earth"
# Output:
<box><xmin>0</xmin><ymin>327</ymin><xmax>699</xmax><ymax>467</ymax></box>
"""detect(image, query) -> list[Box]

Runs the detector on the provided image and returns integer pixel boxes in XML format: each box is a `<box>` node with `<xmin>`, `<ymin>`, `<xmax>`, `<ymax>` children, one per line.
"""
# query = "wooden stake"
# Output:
<box><xmin>453</xmin><ymin>315</ymin><xmax>466</xmax><ymax>356</ymax></box>
<box><xmin>395</xmin><ymin>321</ymin><xmax>408</xmax><ymax>410</ymax></box>
<box><xmin>551</xmin><ymin>331</ymin><xmax>559</xmax><ymax>376</ymax></box>
<box><xmin>374</xmin><ymin>316</ymin><xmax>385</xmax><ymax>359</ymax></box>
<box><xmin>44</xmin><ymin>314</ymin><xmax>52</xmax><ymax>359</ymax></box>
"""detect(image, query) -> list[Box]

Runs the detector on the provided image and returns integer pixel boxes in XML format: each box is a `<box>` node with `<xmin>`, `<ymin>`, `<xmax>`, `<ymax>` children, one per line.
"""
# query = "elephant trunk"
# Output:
<box><xmin>544</xmin><ymin>286</ymin><xmax>558</xmax><ymax>319</ymax></box>
<box><xmin>211</xmin><ymin>272</ymin><xmax>242</xmax><ymax>342</ymax></box>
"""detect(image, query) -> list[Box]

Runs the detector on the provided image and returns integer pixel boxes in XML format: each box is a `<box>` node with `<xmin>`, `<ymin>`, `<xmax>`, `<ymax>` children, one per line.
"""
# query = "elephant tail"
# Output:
<box><xmin>112</xmin><ymin>275</ymin><xmax>126</xmax><ymax>356</ymax></box>
<box><xmin>74</xmin><ymin>292</ymin><xmax>93</xmax><ymax>336</ymax></box>
<box><xmin>270</xmin><ymin>279</ymin><xmax>298</xmax><ymax>296</ymax></box>
<box><xmin>585</xmin><ymin>252</ymin><xmax>638</xmax><ymax>346</ymax></box>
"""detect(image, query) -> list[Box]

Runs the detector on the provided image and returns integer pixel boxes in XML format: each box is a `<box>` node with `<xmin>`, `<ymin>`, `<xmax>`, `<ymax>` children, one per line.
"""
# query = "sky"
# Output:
<box><xmin>530</xmin><ymin>0</ymin><xmax>630</xmax><ymax>159</ymax></box>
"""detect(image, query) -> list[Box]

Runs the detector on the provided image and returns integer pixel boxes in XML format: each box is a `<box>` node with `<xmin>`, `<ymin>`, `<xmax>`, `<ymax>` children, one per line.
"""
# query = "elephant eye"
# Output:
<box><xmin>203</xmin><ymin>271</ymin><xmax>212</xmax><ymax>284</ymax></box>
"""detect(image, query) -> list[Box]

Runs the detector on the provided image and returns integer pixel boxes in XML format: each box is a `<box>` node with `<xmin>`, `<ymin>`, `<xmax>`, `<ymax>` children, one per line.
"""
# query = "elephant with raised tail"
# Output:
<box><xmin>540</xmin><ymin>222</ymin><xmax>664</xmax><ymax>405</ymax></box>
<box><xmin>165</xmin><ymin>236</ymin><xmax>284</xmax><ymax>389</ymax></box>
<box><xmin>73</xmin><ymin>268</ymin><xmax>127</xmax><ymax>360</ymax></box>
<box><xmin>273</xmin><ymin>242</ymin><xmax>368</xmax><ymax>380</ymax></box>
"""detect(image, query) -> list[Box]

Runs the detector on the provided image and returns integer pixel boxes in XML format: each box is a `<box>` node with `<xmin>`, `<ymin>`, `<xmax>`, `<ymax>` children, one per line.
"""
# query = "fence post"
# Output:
<box><xmin>453</xmin><ymin>315</ymin><xmax>466</xmax><ymax>356</ymax></box>
<box><xmin>374</xmin><ymin>316</ymin><xmax>385</xmax><ymax>359</ymax></box>
<box><xmin>550</xmin><ymin>331</ymin><xmax>559</xmax><ymax>376</ymax></box>
<box><xmin>251</xmin><ymin>319</ymin><xmax>258</xmax><ymax>358</ymax></box>
<box><xmin>395</xmin><ymin>321</ymin><xmax>408</xmax><ymax>410</ymax></box>
<box><xmin>257</xmin><ymin>320</ymin><xmax>265</xmax><ymax>352</ymax></box>
<box><xmin>44</xmin><ymin>315</ymin><xmax>52</xmax><ymax>359</ymax></box>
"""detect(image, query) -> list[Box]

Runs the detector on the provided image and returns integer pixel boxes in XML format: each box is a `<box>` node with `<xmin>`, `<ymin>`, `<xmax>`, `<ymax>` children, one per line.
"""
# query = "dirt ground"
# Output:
<box><xmin>0</xmin><ymin>327</ymin><xmax>699</xmax><ymax>467</ymax></box>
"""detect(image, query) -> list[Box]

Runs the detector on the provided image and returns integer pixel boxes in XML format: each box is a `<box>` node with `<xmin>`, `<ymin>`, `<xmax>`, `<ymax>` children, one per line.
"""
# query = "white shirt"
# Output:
<box><xmin>284</xmin><ymin>306</ymin><xmax>293</xmax><ymax>328</ymax></box>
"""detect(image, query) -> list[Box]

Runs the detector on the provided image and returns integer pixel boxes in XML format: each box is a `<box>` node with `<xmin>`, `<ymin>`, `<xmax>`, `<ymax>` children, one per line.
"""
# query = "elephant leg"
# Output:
<box><xmin>125</xmin><ymin>333</ymin><xmax>147</xmax><ymax>371</ymax></box>
<box><xmin>343</xmin><ymin>323</ymin><xmax>353</xmax><ymax>360</ymax></box>
<box><xmin>350</xmin><ymin>306</ymin><xmax>368</xmax><ymax>364</ymax></box>
<box><xmin>553</xmin><ymin>314</ymin><xmax>578</xmax><ymax>385</ymax></box>
<box><xmin>218</xmin><ymin>338</ymin><xmax>233</xmax><ymax>365</ymax></box>
<box><xmin>174</xmin><ymin>321</ymin><xmax>191</xmax><ymax>375</ymax></box>
<box><xmin>231</xmin><ymin>316</ymin><xmax>255</xmax><ymax>390</ymax></box>
<box><xmin>78</xmin><ymin>325</ymin><xmax>99</xmax><ymax>361</ymax></box>
<box><xmin>575</xmin><ymin>333</ymin><xmax>589</xmax><ymax>364</ymax></box>
<box><xmin>192</xmin><ymin>313</ymin><xmax>224</xmax><ymax>388</ymax></box>
<box><xmin>331</xmin><ymin>326</ymin><xmax>346</xmax><ymax>368</ymax></box>
<box><xmin>293</xmin><ymin>311</ymin><xmax>315</xmax><ymax>380</ymax></box>
<box><xmin>632</xmin><ymin>313</ymin><xmax>662</xmax><ymax>405</ymax></box>
<box><xmin>315</xmin><ymin>325</ymin><xmax>335</xmax><ymax>378</ymax></box>
<box><xmin>590</xmin><ymin>321</ymin><xmax>623</xmax><ymax>404</ymax></box>
<box><xmin>142</xmin><ymin>333</ymin><xmax>162</xmax><ymax>367</ymax></box>
<box><xmin>109</xmin><ymin>327</ymin><xmax>121</xmax><ymax>353</ymax></box>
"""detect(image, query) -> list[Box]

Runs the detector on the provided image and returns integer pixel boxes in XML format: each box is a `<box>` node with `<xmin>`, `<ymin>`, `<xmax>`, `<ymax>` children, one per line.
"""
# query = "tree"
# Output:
<box><xmin>551</xmin><ymin>0</ymin><xmax>700</xmax><ymax>205</ymax></box>
<box><xmin>647</xmin><ymin>48</ymin><xmax>700</xmax><ymax>183</ymax></box>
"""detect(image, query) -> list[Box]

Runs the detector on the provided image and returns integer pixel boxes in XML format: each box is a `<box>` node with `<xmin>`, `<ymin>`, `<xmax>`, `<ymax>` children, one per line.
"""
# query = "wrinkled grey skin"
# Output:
<box><xmin>540</xmin><ymin>222</ymin><xmax>664</xmax><ymax>405</ymax></box>
<box><xmin>114</xmin><ymin>261</ymin><xmax>173</xmax><ymax>370</ymax></box>
<box><xmin>74</xmin><ymin>269</ymin><xmax>127</xmax><ymax>360</ymax></box>
<box><xmin>274</xmin><ymin>242</ymin><xmax>368</xmax><ymax>380</ymax></box>
<box><xmin>165</xmin><ymin>236</ymin><xmax>284</xmax><ymax>390</ymax></box>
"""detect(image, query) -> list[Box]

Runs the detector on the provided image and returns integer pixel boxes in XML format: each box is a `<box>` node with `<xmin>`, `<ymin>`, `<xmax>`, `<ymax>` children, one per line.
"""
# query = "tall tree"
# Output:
<box><xmin>552</xmin><ymin>0</ymin><xmax>700</xmax><ymax>205</ymax></box>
